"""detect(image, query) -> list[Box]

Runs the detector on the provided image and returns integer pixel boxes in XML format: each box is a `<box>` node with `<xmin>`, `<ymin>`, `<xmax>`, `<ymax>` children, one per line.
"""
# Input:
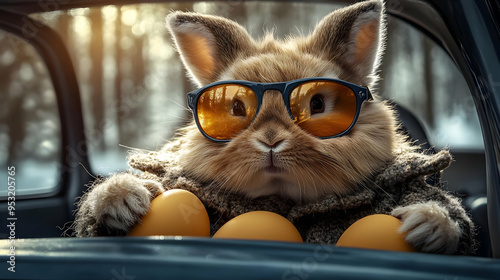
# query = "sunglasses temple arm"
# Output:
<box><xmin>186</xmin><ymin>92</ymin><xmax>196</xmax><ymax>110</ymax></box>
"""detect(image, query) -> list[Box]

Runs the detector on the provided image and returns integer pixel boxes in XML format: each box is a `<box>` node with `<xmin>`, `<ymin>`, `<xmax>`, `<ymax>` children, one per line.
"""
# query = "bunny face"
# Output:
<box><xmin>167</xmin><ymin>0</ymin><xmax>403</xmax><ymax>202</ymax></box>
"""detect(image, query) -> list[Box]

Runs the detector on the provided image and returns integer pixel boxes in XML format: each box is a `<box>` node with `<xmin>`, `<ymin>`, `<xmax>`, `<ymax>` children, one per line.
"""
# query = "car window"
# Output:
<box><xmin>21</xmin><ymin>1</ymin><xmax>482</xmax><ymax>179</ymax></box>
<box><xmin>33</xmin><ymin>5</ymin><xmax>191</xmax><ymax>176</ymax></box>
<box><xmin>0</xmin><ymin>30</ymin><xmax>61</xmax><ymax>198</ymax></box>
<box><xmin>379</xmin><ymin>16</ymin><xmax>484</xmax><ymax>150</ymax></box>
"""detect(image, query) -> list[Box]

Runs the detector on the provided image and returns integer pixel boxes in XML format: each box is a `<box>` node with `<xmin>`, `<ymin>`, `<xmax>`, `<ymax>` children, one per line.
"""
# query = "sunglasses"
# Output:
<box><xmin>187</xmin><ymin>78</ymin><xmax>373</xmax><ymax>142</ymax></box>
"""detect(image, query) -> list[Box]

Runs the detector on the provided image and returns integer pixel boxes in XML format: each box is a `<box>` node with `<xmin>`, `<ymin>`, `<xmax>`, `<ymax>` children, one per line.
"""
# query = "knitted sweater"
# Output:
<box><xmin>128</xmin><ymin>144</ymin><xmax>477</xmax><ymax>256</ymax></box>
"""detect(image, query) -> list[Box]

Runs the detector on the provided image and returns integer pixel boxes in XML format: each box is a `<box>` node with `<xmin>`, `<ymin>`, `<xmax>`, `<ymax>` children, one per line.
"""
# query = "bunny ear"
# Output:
<box><xmin>306</xmin><ymin>0</ymin><xmax>385</xmax><ymax>86</ymax></box>
<box><xmin>166</xmin><ymin>12</ymin><xmax>255</xmax><ymax>86</ymax></box>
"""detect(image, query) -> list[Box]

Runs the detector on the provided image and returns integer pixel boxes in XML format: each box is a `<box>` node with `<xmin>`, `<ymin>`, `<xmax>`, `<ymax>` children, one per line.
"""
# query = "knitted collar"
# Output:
<box><xmin>128</xmin><ymin>143</ymin><xmax>451</xmax><ymax>220</ymax></box>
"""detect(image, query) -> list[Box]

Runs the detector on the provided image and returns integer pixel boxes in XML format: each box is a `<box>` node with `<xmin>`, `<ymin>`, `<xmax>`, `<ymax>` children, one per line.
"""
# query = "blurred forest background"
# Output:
<box><xmin>0</xmin><ymin>1</ymin><xmax>482</xmax><ymax>196</ymax></box>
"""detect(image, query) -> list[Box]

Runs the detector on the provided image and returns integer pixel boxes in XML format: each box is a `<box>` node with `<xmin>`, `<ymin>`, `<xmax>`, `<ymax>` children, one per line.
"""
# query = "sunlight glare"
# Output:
<box><xmin>42</xmin><ymin>89</ymin><xmax>56</xmax><ymax>105</ymax></box>
<box><xmin>69</xmin><ymin>8</ymin><xmax>89</xmax><ymax>16</ymax></box>
<box><xmin>148</xmin><ymin>36</ymin><xmax>174</xmax><ymax>60</ymax></box>
<box><xmin>73</xmin><ymin>16</ymin><xmax>91</xmax><ymax>38</ymax></box>
<box><xmin>102</xmin><ymin>5</ymin><xmax>117</xmax><ymax>20</ymax></box>
<box><xmin>131</xmin><ymin>24</ymin><xmax>145</xmax><ymax>37</ymax></box>
<box><xmin>41</xmin><ymin>11</ymin><xmax>62</xmax><ymax>21</ymax></box>
<box><xmin>38</xmin><ymin>140</ymin><xmax>57</xmax><ymax>158</ymax></box>
<box><xmin>1</xmin><ymin>50</ymin><xmax>15</xmax><ymax>65</ymax></box>
<box><xmin>19</xmin><ymin>63</ymin><xmax>34</xmax><ymax>81</ymax></box>
<box><xmin>122</xmin><ymin>8</ymin><xmax>137</xmax><ymax>26</ymax></box>
<box><xmin>193</xmin><ymin>3</ymin><xmax>213</xmax><ymax>13</ymax></box>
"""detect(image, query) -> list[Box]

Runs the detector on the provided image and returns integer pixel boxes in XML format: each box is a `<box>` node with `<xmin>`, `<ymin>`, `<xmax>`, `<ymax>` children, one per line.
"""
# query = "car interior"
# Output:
<box><xmin>0</xmin><ymin>0</ymin><xmax>498</xmax><ymax>278</ymax></box>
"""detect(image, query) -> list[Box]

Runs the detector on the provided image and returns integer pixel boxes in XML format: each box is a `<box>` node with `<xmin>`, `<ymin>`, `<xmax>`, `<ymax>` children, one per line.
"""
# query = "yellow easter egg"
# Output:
<box><xmin>336</xmin><ymin>214</ymin><xmax>417</xmax><ymax>252</ymax></box>
<box><xmin>127</xmin><ymin>189</ymin><xmax>210</xmax><ymax>237</ymax></box>
<box><xmin>213</xmin><ymin>211</ymin><xmax>303</xmax><ymax>243</ymax></box>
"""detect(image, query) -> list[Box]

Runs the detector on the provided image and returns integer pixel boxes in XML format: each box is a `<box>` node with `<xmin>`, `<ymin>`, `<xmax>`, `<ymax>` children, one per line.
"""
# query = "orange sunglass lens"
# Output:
<box><xmin>197</xmin><ymin>84</ymin><xmax>257</xmax><ymax>140</ymax></box>
<box><xmin>289</xmin><ymin>81</ymin><xmax>357</xmax><ymax>137</ymax></box>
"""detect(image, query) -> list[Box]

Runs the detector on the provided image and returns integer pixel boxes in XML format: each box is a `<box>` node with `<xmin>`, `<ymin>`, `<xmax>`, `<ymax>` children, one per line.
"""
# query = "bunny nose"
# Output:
<box><xmin>249</xmin><ymin>91</ymin><xmax>292</xmax><ymax>152</ymax></box>
<box><xmin>254</xmin><ymin>128</ymin><xmax>287</xmax><ymax>152</ymax></box>
<box><xmin>258</xmin><ymin>139</ymin><xmax>285</xmax><ymax>150</ymax></box>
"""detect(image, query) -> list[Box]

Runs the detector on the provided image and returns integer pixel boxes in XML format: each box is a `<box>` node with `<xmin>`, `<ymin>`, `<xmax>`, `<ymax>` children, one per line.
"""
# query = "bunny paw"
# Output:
<box><xmin>391</xmin><ymin>202</ymin><xmax>460</xmax><ymax>254</ymax></box>
<box><xmin>76</xmin><ymin>173</ymin><xmax>164</xmax><ymax>236</ymax></box>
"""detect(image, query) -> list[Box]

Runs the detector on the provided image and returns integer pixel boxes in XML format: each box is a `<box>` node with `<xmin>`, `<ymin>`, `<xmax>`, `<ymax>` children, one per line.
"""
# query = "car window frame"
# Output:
<box><xmin>389</xmin><ymin>0</ymin><xmax>500</xmax><ymax>259</ymax></box>
<box><xmin>0</xmin><ymin>8</ymin><xmax>92</xmax><ymax>207</ymax></box>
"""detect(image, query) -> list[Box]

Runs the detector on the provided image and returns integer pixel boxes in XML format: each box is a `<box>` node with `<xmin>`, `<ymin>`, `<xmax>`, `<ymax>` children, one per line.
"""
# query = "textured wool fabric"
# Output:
<box><xmin>124</xmin><ymin>141</ymin><xmax>477</xmax><ymax>256</ymax></box>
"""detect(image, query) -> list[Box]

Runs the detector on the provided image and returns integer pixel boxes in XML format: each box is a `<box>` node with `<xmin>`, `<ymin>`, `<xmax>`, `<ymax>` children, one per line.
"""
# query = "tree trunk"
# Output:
<box><xmin>115</xmin><ymin>8</ymin><xmax>124</xmax><ymax>142</ymax></box>
<box><xmin>90</xmin><ymin>9</ymin><xmax>105</xmax><ymax>149</ymax></box>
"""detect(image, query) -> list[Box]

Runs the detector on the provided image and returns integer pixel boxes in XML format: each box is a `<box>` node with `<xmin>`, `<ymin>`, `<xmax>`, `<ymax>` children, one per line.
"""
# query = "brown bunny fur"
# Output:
<box><xmin>73</xmin><ymin>0</ymin><xmax>477</xmax><ymax>255</ymax></box>
<box><xmin>169</xmin><ymin>1</ymin><xmax>404</xmax><ymax>202</ymax></box>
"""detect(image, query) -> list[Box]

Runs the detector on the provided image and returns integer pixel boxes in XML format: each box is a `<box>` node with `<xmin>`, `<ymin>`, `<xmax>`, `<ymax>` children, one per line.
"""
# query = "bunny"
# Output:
<box><xmin>73</xmin><ymin>0</ymin><xmax>477</xmax><ymax>255</ymax></box>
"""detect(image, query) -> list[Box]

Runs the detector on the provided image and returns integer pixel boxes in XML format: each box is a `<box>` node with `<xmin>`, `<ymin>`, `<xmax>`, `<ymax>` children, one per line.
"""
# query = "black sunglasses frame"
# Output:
<box><xmin>187</xmin><ymin>77</ymin><xmax>373</xmax><ymax>142</ymax></box>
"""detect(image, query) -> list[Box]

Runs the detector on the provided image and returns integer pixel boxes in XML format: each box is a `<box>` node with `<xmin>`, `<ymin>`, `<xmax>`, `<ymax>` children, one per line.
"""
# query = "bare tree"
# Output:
<box><xmin>90</xmin><ymin>9</ymin><xmax>105</xmax><ymax>150</ymax></box>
